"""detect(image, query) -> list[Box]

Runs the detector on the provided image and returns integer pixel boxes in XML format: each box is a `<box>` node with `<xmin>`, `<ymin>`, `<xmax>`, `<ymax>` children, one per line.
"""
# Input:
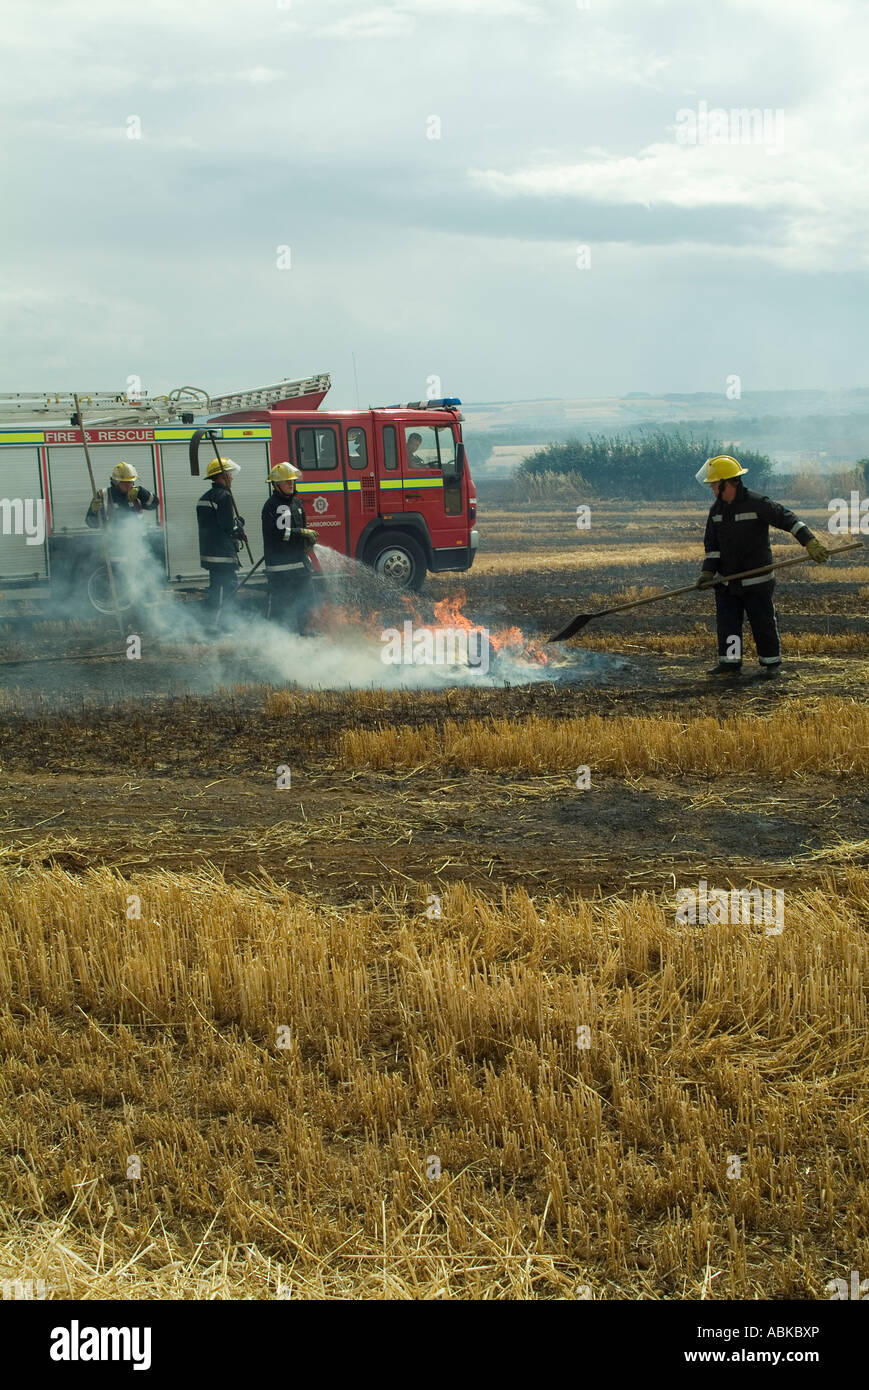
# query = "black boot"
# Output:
<box><xmin>706</xmin><ymin>663</ymin><xmax>742</xmax><ymax>678</ymax></box>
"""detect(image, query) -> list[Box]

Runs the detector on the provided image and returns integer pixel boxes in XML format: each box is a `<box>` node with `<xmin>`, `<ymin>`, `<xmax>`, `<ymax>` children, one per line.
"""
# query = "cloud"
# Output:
<box><xmin>2</xmin><ymin>0</ymin><xmax>869</xmax><ymax>398</ymax></box>
<box><xmin>147</xmin><ymin>67</ymin><xmax>287</xmax><ymax>91</ymax></box>
<box><xmin>473</xmin><ymin>148</ymin><xmax>788</xmax><ymax>210</ymax></box>
<box><xmin>468</xmin><ymin>90</ymin><xmax>869</xmax><ymax>270</ymax></box>
<box><xmin>315</xmin><ymin>6</ymin><xmax>415</xmax><ymax>40</ymax></box>
<box><xmin>308</xmin><ymin>0</ymin><xmax>545</xmax><ymax>38</ymax></box>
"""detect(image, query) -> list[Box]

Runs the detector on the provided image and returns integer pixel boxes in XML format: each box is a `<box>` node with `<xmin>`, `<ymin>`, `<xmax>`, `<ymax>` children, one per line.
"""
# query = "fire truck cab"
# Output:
<box><xmin>0</xmin><ymin>374</ymin><xmax>479</xmax><ymax>609</ymax></box>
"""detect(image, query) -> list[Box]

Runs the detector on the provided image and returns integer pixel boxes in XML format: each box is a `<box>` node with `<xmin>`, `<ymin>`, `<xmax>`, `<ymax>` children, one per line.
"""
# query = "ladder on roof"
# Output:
<box><xmin>207</xmin><ymin>376</ymin><xmax>330</xmax><ymax>415</ymax></box>
<box><xmin>0</xmin><ymin>374</ymin><xmax>331</xmax><ymax>426</ymax></box>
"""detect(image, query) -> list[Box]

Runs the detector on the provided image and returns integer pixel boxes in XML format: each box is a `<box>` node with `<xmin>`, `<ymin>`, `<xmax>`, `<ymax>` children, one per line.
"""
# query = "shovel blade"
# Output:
<box><xmin>188</xmin><ymin>428</ymin><xmax>204</xmax><ymax>476</ymax></box>
<box><xmin>548</xmin><ymin>613</ymin><xmax>594</xmax><ymax>643</ymax></box>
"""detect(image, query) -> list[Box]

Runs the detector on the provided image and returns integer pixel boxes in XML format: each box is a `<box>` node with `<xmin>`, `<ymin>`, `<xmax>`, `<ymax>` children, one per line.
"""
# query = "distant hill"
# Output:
<box><xmin>461</xmin><ymin>388</ymin><xmax>869</xmax><ymax>477</ymax></box>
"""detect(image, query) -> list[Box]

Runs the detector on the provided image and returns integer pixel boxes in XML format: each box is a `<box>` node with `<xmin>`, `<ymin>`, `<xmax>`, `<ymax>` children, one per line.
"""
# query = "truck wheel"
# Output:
<box><xmin>365</xmin><ymin>531</ymin><xmax>427</xmax><ymax>591</ymax></box>
<box><xmin>84</xmin><ymin>561</ymin><xmax>136</xmax><ymax>615</ymax></box>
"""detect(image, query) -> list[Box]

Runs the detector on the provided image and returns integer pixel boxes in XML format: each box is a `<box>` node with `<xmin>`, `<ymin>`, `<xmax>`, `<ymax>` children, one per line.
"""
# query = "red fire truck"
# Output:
<box><xmin>0</xmin><ymin>374</ymin><xmax>479</xmax><ymax>610</ymax></box>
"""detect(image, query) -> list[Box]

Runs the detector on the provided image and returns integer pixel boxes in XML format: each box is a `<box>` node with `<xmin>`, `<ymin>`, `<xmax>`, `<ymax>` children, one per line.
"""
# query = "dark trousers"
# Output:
<box><xmin>265</xmin><ymin>569</ymin><xmax>312</xmax><ymax>633</ymax></box>
<box><xmin>715</xmin><ymin>581</ymin><xmax>781</xmax><ymax>666</ymax></box>
<box><xmin>204</xmin><ymin>565</ymin><xmax>238</xmax><ymax>629</ymax></box>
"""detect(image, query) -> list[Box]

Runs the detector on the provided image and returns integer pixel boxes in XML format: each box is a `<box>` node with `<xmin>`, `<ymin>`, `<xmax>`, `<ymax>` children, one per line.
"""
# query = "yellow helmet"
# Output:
<box><xmin>206</xmin><ymin>456</ymin><xmax>240</xmax><ymax>478</ymax></box>
<box><xmin>696</xmin><ymin>454</ymin><xmax>748</xmax><ymax>485</ymax></box>
<box><xmin>111</xmin><ymin>461</ymin><xmax>138</xmax><ymax>483</ymax></box>
<box><xmin>269</xmin><ymin>461</ymin><xmax>303</xmax><ymax>484</ymax></box>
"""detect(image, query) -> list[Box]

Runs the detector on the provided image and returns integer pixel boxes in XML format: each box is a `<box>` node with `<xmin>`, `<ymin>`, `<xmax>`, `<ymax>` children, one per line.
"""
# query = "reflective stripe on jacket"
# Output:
<box><xmin>261</xmin><ymin>490</ymin><xmax>309</xmax><ymax>572</ymax></box>
<box><xmin>197</xmin><ymin>483</ymin><xmax>239</xmax><ymax>568</ymax></box>
<box><xmin>702</xmin><ymin>482</ymin><xmax>814</xmax><ymax>592</ymax></box>
<box><xmin>85</xmin><ymin>482</ymin><xmax>157</xmax><ymax>528</ymax></box>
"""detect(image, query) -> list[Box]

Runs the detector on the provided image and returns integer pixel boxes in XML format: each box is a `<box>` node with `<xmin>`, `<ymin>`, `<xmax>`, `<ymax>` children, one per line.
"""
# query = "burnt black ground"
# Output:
<box><xmin>1</xmin><ymin>500</ymin><xmax>865</xmax><ymax>904</ymax></box>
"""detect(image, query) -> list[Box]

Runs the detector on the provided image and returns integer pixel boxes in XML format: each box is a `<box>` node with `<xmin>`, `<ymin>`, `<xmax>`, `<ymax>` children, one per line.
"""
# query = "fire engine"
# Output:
<box><xmin>0</xmin><ymin>373</ymin><xmax>479</xmax><ymax>611</ymax></box>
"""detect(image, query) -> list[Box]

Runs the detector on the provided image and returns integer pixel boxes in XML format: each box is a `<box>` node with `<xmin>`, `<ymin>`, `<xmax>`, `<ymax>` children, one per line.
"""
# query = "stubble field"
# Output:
<box><xmin>0</xmin><ymin>498</ymin><xmax>866</xmax><ymax>1299</ymax></box>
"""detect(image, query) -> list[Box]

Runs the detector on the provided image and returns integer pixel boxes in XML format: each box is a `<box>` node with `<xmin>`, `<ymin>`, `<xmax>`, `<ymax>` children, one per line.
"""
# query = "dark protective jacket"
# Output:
<box><xmin>85</xmin><ymin>482</ymin><xmax>158</xmax><ymax>528</ymax></box>
<box><xmin>261</xmin><ymin>490</ymin><xmax>310</xmax><ymax>572</ymax></box>
<box><xmin>197</xmin><ymin>482</ymin><xmax>243</xmax><ymax>568</ymax></box>
<box><xmin>701</xmin><ymin>482</ymin><xmax>816</xmax><ymax>592</ymax></box>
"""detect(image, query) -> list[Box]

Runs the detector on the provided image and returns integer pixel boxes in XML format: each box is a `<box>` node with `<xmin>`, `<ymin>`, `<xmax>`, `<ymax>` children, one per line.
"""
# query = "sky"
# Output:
<box><xmin>1</xmin><ymin>0</ymin><xmax>868</xmax><ymax>408</ymax></box>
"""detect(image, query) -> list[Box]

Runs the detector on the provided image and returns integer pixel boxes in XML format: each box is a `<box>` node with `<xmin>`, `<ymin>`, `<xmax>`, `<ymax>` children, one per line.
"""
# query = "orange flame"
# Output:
<box><xmin>309</xmin><ymin>590</ymin><xmax>551</xmax><ymax>666</ymax></box>
<box><xmin>431</xmin><ymin>592</ymin><xmax>551</xmax><ymax>665</ymax></box>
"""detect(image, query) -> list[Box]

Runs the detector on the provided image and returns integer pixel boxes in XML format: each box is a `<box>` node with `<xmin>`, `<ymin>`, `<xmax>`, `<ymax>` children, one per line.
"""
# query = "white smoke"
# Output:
<box><xmin>63</xmin><ymin>525</ymin><xmax>621</xmax><ymax>691</ymax></box>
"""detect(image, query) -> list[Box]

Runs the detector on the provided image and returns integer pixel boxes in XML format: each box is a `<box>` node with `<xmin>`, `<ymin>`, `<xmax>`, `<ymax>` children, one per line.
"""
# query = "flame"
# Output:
<box><xmin>309</xmin><ymin>589</ymin><xmax>553</xmax><ymax>668</ymax></box>
<box><xmin>431</xmin><ymin>592</ymin><xmax>552</xmax><ymax>666</ymax></box>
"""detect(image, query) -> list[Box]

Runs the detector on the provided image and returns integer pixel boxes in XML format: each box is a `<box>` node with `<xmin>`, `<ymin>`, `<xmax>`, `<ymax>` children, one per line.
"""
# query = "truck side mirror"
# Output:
<box><xmin>454</xmin><ymin>442</ymin><xmax>466</xmax><ymax>479</ymax></box>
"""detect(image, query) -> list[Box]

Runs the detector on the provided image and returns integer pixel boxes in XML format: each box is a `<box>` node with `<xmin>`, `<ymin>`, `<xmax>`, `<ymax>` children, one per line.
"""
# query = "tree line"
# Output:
<box><xmin>516</xmin><ymin>430</ymin><xmax>774</xmax><ymax>499</ymax></box>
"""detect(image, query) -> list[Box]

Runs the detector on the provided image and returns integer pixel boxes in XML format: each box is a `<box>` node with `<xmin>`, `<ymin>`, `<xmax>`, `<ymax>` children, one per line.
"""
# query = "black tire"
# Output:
<box><xmin>364</xmin><ymin>530</ymin><xmax>427</xmax><ymax>591</ymax></box>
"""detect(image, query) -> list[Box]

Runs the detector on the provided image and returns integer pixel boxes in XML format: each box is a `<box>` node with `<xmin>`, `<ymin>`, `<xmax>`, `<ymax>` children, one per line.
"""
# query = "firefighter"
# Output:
<box><xmin>196</xmin><ymin>457</ymin><xmax>246</xmax><ymax>629</ymax></box>
<box><xmin>406</xmin><ymin>432</ymin><xmax>426</xmax><ymax>468</ymax></box>
<box><xmin>85</xmin><ymin>461</ymin><xmax>158</xmax><ymax>527</ymax></box>
<box><xmin>695</xmin><ymin>454</ymin><xmax>829</xmax><ymax>679</ymax></box>
<box><xmin>261</xmin><ymin>462</ymin><xmax>317</xmax><ymax>631</ymax></box>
